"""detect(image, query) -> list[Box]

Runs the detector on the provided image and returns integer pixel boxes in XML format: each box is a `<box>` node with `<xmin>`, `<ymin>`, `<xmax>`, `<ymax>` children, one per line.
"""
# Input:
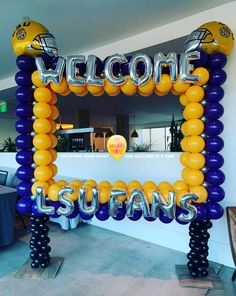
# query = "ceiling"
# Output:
<box><xmin>0</xmin><ymin>0</ymin><xmax>233</xmax><ymax>80</ymax></box>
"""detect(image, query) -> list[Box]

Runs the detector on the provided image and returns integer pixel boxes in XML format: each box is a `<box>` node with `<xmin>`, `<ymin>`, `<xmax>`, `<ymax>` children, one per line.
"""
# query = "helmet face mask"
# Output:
<box><xmin>184</xmin><ymin>21</ymin><xmax>234</xmax><ymax>55</ymax></box>
<box><xmin>31</xmin><ymin>33</ymin><xmax>58</xmax><ymax>56</ymax></box>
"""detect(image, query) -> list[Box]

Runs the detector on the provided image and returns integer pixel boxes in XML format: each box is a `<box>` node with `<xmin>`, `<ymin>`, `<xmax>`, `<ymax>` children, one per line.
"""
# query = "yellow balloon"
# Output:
<box><xmin>158</xmin><ymin>181</ymin><xmax>172</xmax><ymax>191</ymax></box>
<box><xmin>98</xmin><ymin>186</ymin><xmax>111</xmax><ymax>204</ymax></box>
<box><xmin>48</xmin><ymin>134</ymin><xmax>57</xmax><ymax>148</ymax></box>
<box><xmin>142</xmin><ymin>181</ymin><xmax>157</xmax><ymax>189</ymax></box>
<box><xmin>176</xmin><ymin>189</ymin><xmax>188</xmax><ymax>207</ymax></box>
<box><xmin>75</xmin><ymin>89</ymin><xmax>88</xmax><ymax>97</ymax></box>
<box><xmin>181</xmin><ymin>122</ymin><xmax>188</xmax><ymax>136</ymax></box>
<box><xmin>49</xmin><ymin>105</ymin><xmax>59</xmax><ymax>120</ymax></box>
<box><xmin>65</xmin><ymin>184</ymin><xmax>79</xmax><ymax>201</ymax></box>
<box><xmin>48</xmin><ymin>184</ymin><xmax>62</xmax><ymax>201</ymax></box>
<box><xmin>180</xmin><ymin>137</ymin><xmax>189</xmax><ymax>151</ymax></box>
<box><xmin>33</xmin><ymin>134</ymin><xmax>51</xmax><ymax>150</ymax></box>
<box><xmin>180</xmin><ymin>151</ymin><xmax>190</xmax><ymax>166</ymax></box>
<box><xmin>127</xmin><ymin>180</ymin><xmax>141</xmax><ymax>188</ymax></box>
<box><xmin>68</xmin><ymin>83</ymin><xmax>87</xmax><ymax>94</ymax></box>
<box><xmin>160</xmin><ymin>189</ymin><xmax>171</xmax><ymax>202</ymax></box>
<box><xmin>192</xmin><ymin>67</ymin><xmax>209</xmax><ymax>86</ymax></box>
<box><xmin>184</xmin><ymin>119</ymin><xmax>204</xmax><ymax>136</ymax></box>
<box><xmin>31</xmin><ymin>70</ymin><xmax>47</xmax><ymax>87</ymax></box>
<box><xmin>34</xmin><ymin>165</ymin><xmax>52</xmax><ymax>182</ymax></box>
<box><xmin>155</xmin><ymin>74</ymin><xmax>172</xmax><ymax>93</ymax></box>
<box><xmin>104</xmin><ymin>80</ymin><xmax>120</xmax><ymax>96</ymax></box>
<box><xmin>171</xmin><ymin>88</ymin><xmax>179</xmax><ymax>96</ymax></box>
<box><xmin>49</xmin><ymin>120</ymin><xmax>57</xmax><ymax>133</ymax></box>
<box><xmin>48</xmin><ymin>148</ymin><xmax>57</xmax><ymax>162</ymax></box>
<box><xmin>186</xmin><ymin>153</ymin><xmax>205</xmax><ymax>169</ymax></box>
<box><xmin>138</xmin><ymin>90</ymin><xmax>152</xmax><ymax>97</ymax></box>
<box><xmin>60</xmin><ymin>88</ymin><xmax>71</xmax><ymax>96</ymax></box>
<box><xmin>87</xmin><ymin>84</ymin><xmax>104</xmax><ymax>95</ymax></box>
<box><xmin>183</xmin><ymin>102</ymin><xmax>204</xmax><ymax>120</ymax></box>
<box><xmin>49</xmin><ymin>163</ymin><xmax>58</xmax><ymax>177</ymax></box>
<box><xmin>111</xmin><ymin>185</ymin><xmax>127</xmax><ymax>201</ymax></box>
<box><xmin>107</xmin><ymin>135</ymin><xmax>127</xmax><ymax>160</ymax></box>
<box><xmin>113</xmin><ymin>180</ymin><xmax>127</xmax><ymax>189</ymax></box>
<box><xmin>33</xmin><ymin>102</ymin><xmax>52</xmax><ymax>119</ymax></box>
<box><xmin>179</xmin><ymin>94</ymin><xmax>188</xmax><ymax>106</ymax></box>
<box><xmin>34</xmin><ymin>87</ymin><xmax>52</xmax><ymax>103</ymax></box>
<box><xmin>84</xmin><ymin>179</ymin><xmax>97</xmax><ymax>187</ymax></box>
<box><xmin>173</xmin><ymin>180</ymin><xmax>189</xmax><ymax>192</ymax></box>
<box><xmin>49</xmin><ymin>92</ymin><xmax>57</xmax><ymax>105</ymax></box>
<box><xmin>84</xmin><ymin>184</ymin><xmax>93</xmax><ymax>202</ymax></box>
<box><xmin>56</xmin><ymin>180</ymin><xmax>67</xmax><ymax>186</ymax></box>
<box><xmin>143</xmin><ymin>187</ymin><xmax>155</xmax><ymax>204</ymax></box>
<box><xmin>50</xmin><ymin>77</ymin><xmax>68</xmax><ymax>94</ymax></box>
<box><xmin>98</xmin><ymin>181</ymin><xmax>112</xmax><ymax>189</ymax></box>
<box><xmin>33</xmin><ymin>150</ymin><xmax>52</xmax><ymax>166</ymax></box>
<box><xmin>189</xmin><ymin>186</ymin><xmax>208</xmax><ymax>203</ymax></box>
<box><xmin>48</xmin><ymin>179</ymin><xmax>55</xmax><ymax>186</ymax></box>
<box><xmin>172</xmin><ymin>76</ymin><xmax>190</xmax><ymax>94</ymax></box>
<box><xmin>185</xmin><ymin>136</ymin><xmax>205</xmax><ymax>153</ymax></box>
<box><xmin>182</xmin><ymin>168</ymin><xmax>204</xmax><ymax>186</ymax></box>
<box><xmin>31</xmin><ymin>181</ymin><xmax>49</xmax><ymax>195</ymax></box>
<box><xmin>33</xmin><ymin>118</ymin><xmax>51</xmax><ymax>134</ymax></box>
<box><xmin>120</xmin><ymin>76</ymin><xmax>137</xmax><ymax>95</ymax></box>
<box><xmin>186</xmin><ymin>86</ymin><xmax>204</xmax><ymax>103</ymax></box>
<box><xmin>138</xmin><ymin>79</ymin><xmax>155</xmax><ymax>94</ymax></box>
<box><xmin>154</xmin><ymin>89</ymin><xmax>168</xmax><ymax>96</ymax></box>
<box><xmin>70</xmin><ymin>180</ymin><xmax>83</xmax><ymax>187</ymax></box>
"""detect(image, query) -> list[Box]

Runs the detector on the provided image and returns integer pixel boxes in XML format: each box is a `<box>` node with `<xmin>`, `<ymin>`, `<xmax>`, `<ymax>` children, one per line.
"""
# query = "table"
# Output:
<box><xmin>0</xmin><ymin>186</ymin><xmax>17</xmax><ymax>247</ymax></box>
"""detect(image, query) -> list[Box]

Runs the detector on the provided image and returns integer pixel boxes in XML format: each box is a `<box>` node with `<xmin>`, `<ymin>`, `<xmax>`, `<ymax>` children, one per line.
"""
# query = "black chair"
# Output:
<box><xmin>0</xmin><ymin>170</ymin><xmax>8</xmax><ymax>186</ymax></box>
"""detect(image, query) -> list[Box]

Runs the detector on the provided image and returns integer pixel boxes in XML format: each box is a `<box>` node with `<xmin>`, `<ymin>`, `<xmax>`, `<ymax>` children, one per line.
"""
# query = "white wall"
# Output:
<box><xmin>1</xmin><ymin>1</ymin><xmax>236</xmax><ymax>267</ymax></box>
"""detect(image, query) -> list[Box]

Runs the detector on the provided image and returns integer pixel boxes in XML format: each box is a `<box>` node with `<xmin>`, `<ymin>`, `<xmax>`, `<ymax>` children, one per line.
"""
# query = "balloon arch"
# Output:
<box><xmin>13</xmin><ymin>19</ymin><xmax>233</xmax><ymax>277</ymax></box>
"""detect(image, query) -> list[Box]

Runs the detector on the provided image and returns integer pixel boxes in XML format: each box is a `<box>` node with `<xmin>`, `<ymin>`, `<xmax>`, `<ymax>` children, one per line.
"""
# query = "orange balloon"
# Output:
<box><xmin>34</xmin><ymin>165</ymin><xmax>52</xmax><ymax>182</ymax></box>
<box><xmin>171</xmin><ymin>88</ymin><xmax>179</xmax><ymax>96</ymax></box>
<box><xmin>143</xmin><ymin>187</ymin><xmax>155</xmax><ymax>204</ymax></box>
<box><xmin>49</xmin><ymin>148</ymin><xmax>57</xmax><ymax>162</ymax></box>
<box><xmin>34</xmin><ymin>87</ymin><xmax>52</xmax><ymax>103</ymax></box>
<box><xmin>186</xmin><ymin>153</ymin><xmax>205</xmax><ymax>170</ymax></box>
<box><xmin>172</xmin><ymin>76</ymin><xmax>190</xmax><ymax>94</ymax></box>
<box><xmin>180</xmin><ymin>137</ymin><xmax>189</xmax><ymax>151</ymax></box>
<box><xmin>65</xmin><ymin>184</ymin><xmax>79</xmax><ymax>201</ymax></box>
<box><xmin>69</xmin><ymin>83</ymin><xmax>87</xmax><ymax>94</ymax></box>
<box><xmin>173</xmin><ymin>180</ymin><xmax>189</xmax><ymax>192</ymax></box>
<box><xmin>70</xmin><ymin>180</ymin><xmax>83</xmax><ymax>187</ymax></box>
<box><xmin>33</xmin><ymin>118</ymin><xmax>51</xmax><ymax>134</ymax></box>
<box><xmin>33</xmin><ymin>134</ymin><xmax>51</xmax><ymax>150</ymax></box>
<box><xmin>155</xmin><ymin>74</ymin><xmax>172</xmax><ymax>93</ymax></box>
<box><xmin>183</xmin><ymin>102</ymin><xmax>204</xmax><ymax>120</ymax></box>
<box><xmin>138</xmin><ymin>79</ymin><xmax>155</xmax><ymax>94</ymax></box>
<box><xmin>49</xmin><ymin>120</ymin><xmax>57</xmax><ymax>133</ymax></box>
<box><xmin>31</xmin><ymin>181</ymin><xmax>49</xmax><ymax>195</ymax></box>
<box><xmin>184</xmin><ymin>119</ymin><xmax>204</xmax><ymax>136</ymax></box>
<box><xmin>160</xmin><ymin>189</ymin><xmax>171</xmax><ymax>202</ymax></box>
<box><xmin>127</xmin><ymin>180</ymin><xmax>141</xmax><ymax>188</ymax></box>
<box><xmin>192</xmin><ymin>67</ymin><xmax>209</xmax><ymax>86</ymax></box>
<box><xmin>181</xmin><ymin>122</ymin><xmax>188</xmax><ymax>136</ymax></box>
<box><xmin>189</xmin><ymin>185</ymin><xmax>208</xmax><ymax>203</ymax></box>
<box><xmin>138</xmin><ymin>90</ymin><xmax>152</xmax><ymax>97</ymax></box>
<box><xmin>48</xmin><ymin>184</ymin><xmax>62</xmax><ymax>201</ymax></box>
<box><xmin>179</xmin><ymin>94</ymin><xmax>188</xmax><ymax>106</ymax></box>
<box><xmin>49</xmin><ymin>163</ymin><xmax>58</xmax><ymax>177</ymax></box>
<box><xmin>33</xmin><ymin>150</ymin><xmax>52</xmax><ymax>166</ymax></box>
<box><xmin>154</xmin><ymin>89</ymin><xmax>168</xmax><ymax>96</ymax></box>
<box><xmin>49</xmin><ymin>92</ymin><xmax>57</xmax><ymax>105</ymax></box>
<box><xmin>48</xmin><ymin>178</ymin><xmax>55</xmax><ymax>186</ymax></box>
<box><xmin>84</xmin><ymin>179</ymin><xmax>97</xmax><ymax>187</ymax></box>
<box><xmin>48</xmin><ymin>134</ymin><xmax>58</xmax><ymax>148</ymax></box>
<box><xmin>104</xmin><ymin>80</ymin><xmax>120</xmax><ymax>96</ymax></box>
<box><xmin>185</xmin><ymin>136</ymin><xmax>205</xmax><ymax>153</ymax></box>
<box><xmin>31</xmin><ymin>70</ymin><xmax>47</xmax><ymax>87</ymax></box>
<box><xmin>185</xmin><ymin>86</ymin><xmax>205</xmax><ymax>103</ymax></box>
<box><xmin>57</xmin><ymin>180</ymin><xmax>67</xmax><ymax>186</ymax></box>
<box><xmin>120</xmin><ymin>76</ymin><xmax>137</xmax><ymax>95</ymax></box>
<box><xmin>113</xmin><ymin>180</ymin><xmax>127</xmax><ymax>189</ymax></box>
<box><xmin>87</xmin><ymin>84</ymin><xmax>104</xmax><ymax>95</ymax></box>
<box><xmin>50</xmin><ymin>77</ymin><xmax>68</xmax><ymax>94</ymax></box>
<box><xmin>49</xmin><ymin>105</ymin><xmax>59</xmax><ymax>120</ymax></box>
<box><xmin>182</xmin><ymin>168</ymin><xmax>204</xmax><ymax>186</ymax></box>
<box><xmin>176</xmin><ymin>189</ymin><xmax>189</xmax><ymax>207</ymax></box>
<box><xmin>60</xmin><ymin>88</ymin><xmax>71</xmax><ymax>96</ymax></box>
<box><xmin>180</xmin><ymin>151</ymin><xmax>190</xmax><ymax>166</ymax></box>
<box><xmin>75</xmin><ymin>89</ymin><xmax>88</xmax><ymax>97</ymax></box>
<box><xmin>98</xmin><ymin>181</ymin><xmax>112</xmax><ymax>189</ymax></box>
<box><xmin>33</xmin><ymin>102</ymin><xmax>52</xmax><ymax>119</ymax></box>
<box><xmin>142</xmin><ymin>181</ymin><xmax>157</xmax><ymax>189</ymax></box>
<box><xmin>84</xmin><ymin>184</ymin><xmax>93</xmax><ymax>202</ymax></box>
<box><xmin>158</xmin><ymin>181</ymin><xmax>172</xmax><ymax>191</ymax></box>
<box><xmin>98</xmin><ymin>186</ymin><xmax>111</xmax><ymax>204</ymax></box>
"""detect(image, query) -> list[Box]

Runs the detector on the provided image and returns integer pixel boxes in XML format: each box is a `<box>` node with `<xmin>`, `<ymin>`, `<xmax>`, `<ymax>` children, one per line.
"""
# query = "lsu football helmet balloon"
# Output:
<box><xmin>184</xmin><ymin>21</ymin><xmax>234</xmax><ymax>55</ymax></box>
<box><xmin>12</xmin><ymin>20</ymin><xmax>58</xmax><ymax>57</ymax></box>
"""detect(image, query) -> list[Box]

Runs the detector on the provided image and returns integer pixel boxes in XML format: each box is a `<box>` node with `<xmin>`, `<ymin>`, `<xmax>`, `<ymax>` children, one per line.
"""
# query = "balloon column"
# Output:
<box><xmin>12</xmin><ymin>19</ymin><xmax>233</xmax><ymax>276</ymax></box>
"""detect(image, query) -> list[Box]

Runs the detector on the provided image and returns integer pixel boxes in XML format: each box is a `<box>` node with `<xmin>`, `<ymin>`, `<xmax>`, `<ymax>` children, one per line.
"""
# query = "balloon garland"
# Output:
<box><xmin>12</xmin><ymin>20</ymin><xmax>233</xmax><ymax>275</ymax></box>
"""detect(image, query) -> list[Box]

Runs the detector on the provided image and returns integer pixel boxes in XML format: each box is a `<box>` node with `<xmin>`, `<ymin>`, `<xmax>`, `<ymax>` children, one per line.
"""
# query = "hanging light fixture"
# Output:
<box><xmin>131</xmin><ymin>115</ymin><xmax>139</xmax><ymax>138</ymax></box>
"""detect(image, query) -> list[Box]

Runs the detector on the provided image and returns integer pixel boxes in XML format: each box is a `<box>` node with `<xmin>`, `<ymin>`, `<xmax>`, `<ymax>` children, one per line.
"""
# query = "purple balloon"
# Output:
<box><xmin>207</xmin><ymin>186</ymin><xmax>225</xmax><ymax>202</ymax></box>
<box><xmin>15</xmin><ymin>103</ymin><xmax>33</xmax><ymax>118</ymax></box>
<box><xmin>31</xmin><ymin>201</ymin><xmax>43</xmax><ymax>216</ymax></box>
<box><xmin>205</xmin><ymin>120</ymin><xmax>224</xmax><ymax>136</ymax></box>
<box><xmin>205</xmin><ymin>152</ymin><xmax>224</xmax><ymax>170</ymax></box>
<box><xmin>208</xmin><ymin>52</ymin><xmax>227</xmax><ymax>69</ymax></box>
<box><xmin>95</xmin><ymin>203</ymin><xmax>110</xmax><ymax>221</ymax></box>
<box><xmin>15</xmin><ymin>134</ymin><xmax>32</xmax><ymax>149</ymax></box>
<box><xmin>67</xmin><ymin>203</ymin><xmax>80</xmax><ymax>219</ymax></box>
<box><xmin>15</xmin><ymin>70</ymin><xmax>32</xmax><ymax>87</ymax></box>
<box><xmin>175</xmin><ymin>207</ymin><xmax>189</xmax><ymax>225</ymax></box>
<box><xmin>16</xmin><ymin>165</ymin><xmax>34</xmax><ymax>181</ymax></box>
<box><xmin>37</xmin><ymin>53</ymin><xmax>52</xmax><ymax>68</ymax></box>
<box><xmin>205</xmin><ymin>86</ymin><xmax>224</xmax><ymax>103</ymax></box>
<box><xmin>194</xmin><ymin>203</ymin><xmax>207</xmax><ymax>221</ymax></box>
<box><xmin>159</xmin><ymin>211</ymin><xmax>173</xmax><ymax>224</ymax></box>
<box><xmin>47</xmin><ymin>200</ymin><xmax>61</xmax><ymax>218</ymax></box>
<box><xmin>95</xmin><ymin>57</ymin><xmax>103</xmax><ymax>75</ymax></box>
<box><xmin>112</xmin><ymin>204</ymin><xmax>126</xmax><ymax>221</ymax></box>
<box><xmin>208</xmin><ymin>69</ymin><xmax>227</xmax><ymax>86</ymax></box>
<box><xmin>16</xmin><ymin>196</ymin><xmax>32</xmax><ymax>214</ymax></box>
<box><xmin>17</xmin><ymin>181</ymin><xmax>32</xmax><ymax>197</ymax></box>
<box><xmin>204</xmin><ymin>103</ymin><xmax>224</xmax><ymax>120</ymax></box>
<box><xmin>15</xmin><ymin>87</ymin><xmax>34</xmax><ymax>103</ymax></box>
<box><xmin>207</xmin><ymin>202</ymin><xmax>224</xmax><ymax>220</ymax></box>
<box><xmin>144</xmin><ymin>204</ymin><xmax>156</xmax><ymax>222</ymax></box>
<box><xmin>205</xmin><ymin>170</ymin><xmax>225</xmax><ymax>186</ymax></box>
<box><xmin>120</xmin><ymin>56</ymin><xmax>132</xmax><ymax>75</ymax></box>
<box><xmin>103</xmin><ymin>56</ymin><xmax>119</xmax><ymax>75</ymax></box>
<box><xmin>16</xmin><ymin>150</ymin><xmax>34</xmax><ymax>165</ymax></box>
<box><xmin>128</xmin><ymin>210</ymin><xmax>142</xmax><ymax>221</ymax></box>
<box><xmin>15</xmin><ymin>118</ymin><xmax>33</xmax><ymax>134</ymax></box>
<box><xmin>16</xmin><ymin>54</ymin><xmax>35</xmax><ymax>72</ymax></box>
<box><xmin>194</xmin><ymin>51</ymin><xmax>208</xmax><ymax>67</ymax></box>
<box><xmin>205</xmin><ymin>136</ymin><xmax>224</xmax><ymax>152</ymax></box>
<box><xmin>79</xmin><ymin>211</ymin><xmax>94</xmax><ymax>221</ymax></box>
